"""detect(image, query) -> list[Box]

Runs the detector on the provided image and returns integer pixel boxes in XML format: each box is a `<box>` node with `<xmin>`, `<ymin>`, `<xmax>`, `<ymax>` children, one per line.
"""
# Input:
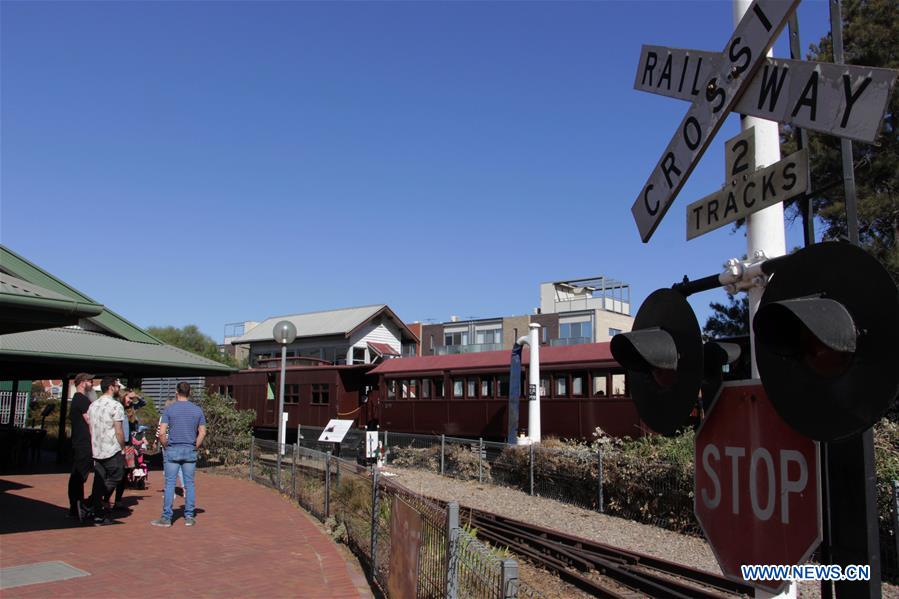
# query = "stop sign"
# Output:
<box><xmin>695</xmin><ymin>381</ymin><xmax>821</xmax><ymax>593</ymax></box>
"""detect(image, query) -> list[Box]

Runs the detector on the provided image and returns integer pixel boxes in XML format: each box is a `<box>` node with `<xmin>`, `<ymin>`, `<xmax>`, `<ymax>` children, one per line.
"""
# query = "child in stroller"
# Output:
<box><xmin>126</xmin><ymin>425</ymin><xmax>150</xmax><ymax>489</ymax></box>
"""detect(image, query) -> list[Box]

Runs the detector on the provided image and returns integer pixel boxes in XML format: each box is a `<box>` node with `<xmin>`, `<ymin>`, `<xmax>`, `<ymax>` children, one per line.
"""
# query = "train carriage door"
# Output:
<box><xmin>264</xmin><ymin>373</ymin><xmax>277</xmax><ymax>426</ymax></box>
<box><xmin>365</xmin><ymin>386</ymin><xmax>380</xmax><ymax>427</ymax></box>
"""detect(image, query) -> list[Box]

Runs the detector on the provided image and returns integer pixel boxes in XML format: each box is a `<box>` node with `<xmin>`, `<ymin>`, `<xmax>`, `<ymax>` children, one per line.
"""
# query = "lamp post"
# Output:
<box><xmin>273</xmin><ymin>320</ymin><xmax>297</xmax><ymax>458</ymax></box>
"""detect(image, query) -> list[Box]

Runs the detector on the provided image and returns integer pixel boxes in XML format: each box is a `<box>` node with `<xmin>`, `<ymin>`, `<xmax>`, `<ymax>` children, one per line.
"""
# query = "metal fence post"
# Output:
<box><xmin>291</xmin><ymin>443</ymin><xmax>298</xmax><ymax>500</ymax></box>
<box><xmin>440</xmin><ymin>434</ymin><xmax>446</xmax><ymax>475</ymax></box>
<box><xmin>445</xmin><ymin>501</ymin><xmax>460</xmax><ymax>599</ymax></box>
<box><xmin>249</xmin><ymin>436</ymin><xmax>255</xmax><ymax>481</ymax></box>
<box><xmin>501</xmin><ymin>558</ymin><xmax>519</xmax><ymax>598</ymax></box>
<box><xmin>597</xmin><ymin>447</ymin><xmax>604</xmax><ymax>513</ymax></box>
<box><xmin>478</xmin><ymin>437</ymin><xmax>483</xmax><ymax>484</ymax></box>
<box><xmin>893</xmin><ymin>480</ymin><xmax>899</xmax><ymax>569</ymax></box>
<box><xmin>384</xmin><ymin>430</ymin><xmax>389</xmax><ymax>464</ymax></box>
<box><xmin>325</xmin><ymin>451</ymin><xmax>331</xmax><ymax>519</ymax></box>
<box><xmin>370</xmin><ymin>466</ymin><xmax>380</xmax><ymax>581</ymax></box>
<box><xmin>529</xmin><ymin>443</ymin><xmax>535</xmax><ymax>497</ymax></box>
<box><xmin>277</xmin><ymin>438</ymin><xmax>282</xmax><ymax>492</ymax></box>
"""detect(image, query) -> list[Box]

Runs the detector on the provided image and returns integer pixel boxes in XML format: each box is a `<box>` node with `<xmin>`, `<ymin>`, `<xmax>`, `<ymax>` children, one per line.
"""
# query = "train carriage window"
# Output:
<box><xmin>467</xmin><ymin>378</ymin><xmax>478</xmax><ymax>398</ymax></box>
<box><xmin>481</xmin><ymin>378</ymin><xmax>493</xmax><ymax>399</ymax></box>
<box><xmin>572</xmin><ymin>372</ymin><xmax>586</xmax><ymax>397</ymax></box>
<box><xmin>453</xmin><ymin>379</ymin><xmax>464</xmax><ymax>398</ymax></box>
<box><xmin>497</xmin><ymin>376</ymin><xmax>509</xmax><ymax>398</ymax></box>
<box><xmin>409</xmin><ymin>379</ymin><xmax>418</xmax><ymax>399</ymax></box>
<box><xmin>401</xmin><ymin>380</ymin><xmax>410</xmax><ymax>399</ymax></box>
<box><xmin>387</xmin><ymin>380</ymin><xmax>396</xmax><ymax>399</ymax></box>
<box><xmin>540</xmin><ymin>377</ymin><xmax>550</xmax><ymax>399</ymax></box>
<box><xmin>312</xmin><ymin>384</ymin><xmax>329</xmax><ymax>404</ymax></box>
<box><xmin>611</xmin><ymin>373</ymin><xmax>627</xmax><ymax>396</ymax></box>
<box><xmin>422</xmin><ymin>379</ymin><xmax>431</xmax><ymax>399</ymax></box>
<box><xmin>435</xmin><ymin>378</ymin><xmax>445</xmax><ymax>399</ymax></box>
<box><xmin>267</xmin><ymin>373</ymin><xmax>277</xmax><ymax>401</ymax></box>
<box><xmin>592</xmin><ymin>374</ymin><xmax>608</xmax><ymax>397</ymax></box>
<box><xmin>284</xmin><ymin>384</ymin><xmax>300</xmax><ymax>404</ymax></box>
<box><xmin>555</xmin><ymin>375</ymin><xmax>568</xmax><ymax>397</ymax></box>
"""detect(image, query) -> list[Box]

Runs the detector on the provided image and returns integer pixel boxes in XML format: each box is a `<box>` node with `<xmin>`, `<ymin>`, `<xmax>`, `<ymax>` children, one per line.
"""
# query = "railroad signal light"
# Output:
<box><xmin>610</xmin><ymin>288</ymin><xmax>703</xmax><ymax>435</ymax></box>
<box><xmin>700</xmin><ymin>340</ymin><xmax>742</xmax><ymax>411</ymax></box>
<box><xmin>753</xmin><ymin>242</ymin><xmax>899</xmax><ymax>442</ymax></box>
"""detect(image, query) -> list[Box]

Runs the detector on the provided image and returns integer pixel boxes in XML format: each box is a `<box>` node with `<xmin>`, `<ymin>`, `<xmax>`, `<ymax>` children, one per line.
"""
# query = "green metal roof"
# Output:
<box><xmin>0</xmin><ymin>245</ymin><xmax>159</xmax><ymax>343</ymax></box>
<box><xmin>0</xmin><ymin>327</ymin><xmax>236</xmax><ymax>376</ymax></box>
<box><xmin>0</xmin><ymin>272</ymin><xmax>105</xmax><ymax>333</ymax></box>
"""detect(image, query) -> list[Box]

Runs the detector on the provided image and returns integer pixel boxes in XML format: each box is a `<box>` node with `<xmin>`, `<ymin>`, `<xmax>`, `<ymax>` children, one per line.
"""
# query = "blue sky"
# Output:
<box><xmin>1</xmin><ymin>1</ymin><xmax>831</xmax><ymax>341</ymax></box>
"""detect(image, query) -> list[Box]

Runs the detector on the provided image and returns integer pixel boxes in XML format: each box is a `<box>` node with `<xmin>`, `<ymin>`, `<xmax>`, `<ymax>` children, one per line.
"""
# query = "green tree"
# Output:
<box><xmin>702</xmin><ymin>295</ymin><xmax>749</xmax><ymax>339</ymax></box>
<box><xmin>147</xmin><ymin>324</ymin><xmax>238</xmax><ymax>367</ymax></box>
<box><xmin>783</xmin><ymin>0</ymin><xmax>899</xmax><ymax>280</ymax></box>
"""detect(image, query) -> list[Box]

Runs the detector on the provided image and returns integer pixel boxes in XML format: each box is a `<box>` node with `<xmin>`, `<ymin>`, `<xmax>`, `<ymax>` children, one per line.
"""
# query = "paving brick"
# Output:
<box><xmin>1</xmin><ymin>471</ymin><xmax>372</xmax><ymax>598</ymax></box>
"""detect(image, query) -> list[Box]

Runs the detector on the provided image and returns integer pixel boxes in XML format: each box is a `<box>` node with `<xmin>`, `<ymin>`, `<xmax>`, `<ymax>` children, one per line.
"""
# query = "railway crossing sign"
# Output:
<box><xmin>695</xmin><ymin>381</ymin><xmax>821</xmax><ymax>593</ymax></box>
<box><xmin>630</xmin><ymin>0</ymin><xmax>800</xmax><ymax>242</ymax></box>
<box><xmin>634</xmin><ymin>46</ymin><xmax>898</xmax><ymax>143</ymax></box>
<box><xmin>686</xmin><ymin>127</ymin><xmax>809</xmax><ymax>240</ymax></box>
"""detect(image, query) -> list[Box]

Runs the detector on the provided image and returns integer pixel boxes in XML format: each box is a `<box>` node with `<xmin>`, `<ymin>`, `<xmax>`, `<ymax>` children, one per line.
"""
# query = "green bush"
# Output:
<box><xmin>195</xmin><ymin>392</ymin><xmax>255</xmax><ymax>467</ymax></box>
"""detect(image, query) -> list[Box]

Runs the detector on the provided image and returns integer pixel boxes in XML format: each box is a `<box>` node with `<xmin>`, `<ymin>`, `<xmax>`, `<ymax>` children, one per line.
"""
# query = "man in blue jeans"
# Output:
<box><xmin>151</xmin><ymin>381</ymin><xmax>206</xmax><ymax>527</ymax></box>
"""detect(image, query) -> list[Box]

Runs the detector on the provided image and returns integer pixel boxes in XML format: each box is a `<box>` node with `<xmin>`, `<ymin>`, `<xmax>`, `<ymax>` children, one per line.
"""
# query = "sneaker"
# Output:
<box><xmin>184</xmin><ymin>516</ymin><xmax>196</xmax><ymax>527</ymax></box>
<box><xmin>150</xmin><ymin>518</ymin><xmax>172</xmax><ymax>528</ymax></box>
<box><xmin>92</xmin><ymin>515</ymin><xmax>112</xmax><ymax>526</ymax></box>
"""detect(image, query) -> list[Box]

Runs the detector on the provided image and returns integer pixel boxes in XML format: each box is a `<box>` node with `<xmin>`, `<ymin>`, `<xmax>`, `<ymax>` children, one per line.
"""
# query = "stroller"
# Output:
<box><xmin>125</xmin><ymin>425</ymin><xmax>151</xmax><ymax>489</ymax></box>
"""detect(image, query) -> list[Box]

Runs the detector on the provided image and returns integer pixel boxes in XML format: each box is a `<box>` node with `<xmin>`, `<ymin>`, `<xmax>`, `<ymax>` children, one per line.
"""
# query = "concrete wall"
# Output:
<box><xmin>594</xmin><ymin>310</ymin><xmax>635</xmax><ymax>342</ymax></box>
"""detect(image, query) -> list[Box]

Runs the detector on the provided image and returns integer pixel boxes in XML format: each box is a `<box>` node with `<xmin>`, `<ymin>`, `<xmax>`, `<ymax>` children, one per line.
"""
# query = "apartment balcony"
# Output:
<box><xmin>435</xmin><ymin>343</ymin><xmax>504</xmax><ymax>355</ymax></box>
<box><xmin>549</xmin><ymin>336</ymin><xmax>592</xmax><ymax>347</ymax></box>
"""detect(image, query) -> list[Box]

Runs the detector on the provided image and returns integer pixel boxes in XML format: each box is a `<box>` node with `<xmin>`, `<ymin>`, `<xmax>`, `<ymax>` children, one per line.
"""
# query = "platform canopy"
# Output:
<box><xmin>0</xmin><ymin>245</ymin><xmax>236</xmax><ymax>380</ymax></box>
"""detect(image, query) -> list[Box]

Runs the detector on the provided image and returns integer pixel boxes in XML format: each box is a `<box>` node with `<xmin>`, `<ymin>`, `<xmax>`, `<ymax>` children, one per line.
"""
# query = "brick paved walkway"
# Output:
<box><xmin>0</xmin><ymin>471</ymin><xmax>372</xmax><ymax>598</ymax></box>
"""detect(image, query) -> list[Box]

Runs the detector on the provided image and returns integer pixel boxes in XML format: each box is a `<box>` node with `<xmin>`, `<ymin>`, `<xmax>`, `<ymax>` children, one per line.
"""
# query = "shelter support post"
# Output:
<box><xmin>56</xmin><ymin>377</ymin><xmax>69</xmax><ymax>463</ymax></box>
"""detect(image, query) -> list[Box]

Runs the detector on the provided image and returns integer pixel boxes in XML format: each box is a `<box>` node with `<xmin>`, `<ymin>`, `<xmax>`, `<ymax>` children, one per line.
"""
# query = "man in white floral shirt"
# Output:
<box><xmin>86</xmin><ymin>376</ymin><xmax>125</xmax><ymax>525</ymax></box>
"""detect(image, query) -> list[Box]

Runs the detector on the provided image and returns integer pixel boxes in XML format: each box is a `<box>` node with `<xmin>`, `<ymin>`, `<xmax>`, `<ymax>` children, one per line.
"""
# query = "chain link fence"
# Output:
<box><xmin>236</xmin><ymin>437</ymin><xmax>537</xmax><ymax>597</ymax></box>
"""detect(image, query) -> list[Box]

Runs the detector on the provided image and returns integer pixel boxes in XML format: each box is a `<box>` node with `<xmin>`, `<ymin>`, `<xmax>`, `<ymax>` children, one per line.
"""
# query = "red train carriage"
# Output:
<box><xmin>368</xmin><ymin>343</ymin><xmax>644</xmax><ymax>440</ymax></box>
<box><xmin>207</xmin><ymin>364</ymin><xmax>372</xmax><ymax>439</ymax></box>
<box><xmin>207</xmin><ymin>342</ymin><xmax>644</xmax><ymax>441</ymax></box>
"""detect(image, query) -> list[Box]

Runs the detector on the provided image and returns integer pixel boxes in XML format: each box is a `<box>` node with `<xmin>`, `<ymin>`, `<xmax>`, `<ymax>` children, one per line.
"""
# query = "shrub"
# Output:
<box><xmin>195</xmin><ymin>392</ymin><xmax>255</xmax><ymax>467</ymax></box>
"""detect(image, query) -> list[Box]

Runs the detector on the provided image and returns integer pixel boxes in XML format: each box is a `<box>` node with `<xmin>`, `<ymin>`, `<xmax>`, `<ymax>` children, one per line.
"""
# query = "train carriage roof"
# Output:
<box><xmin>370</xmin><ymin>342</ymin><xmax>617</xmax><ymax>376</ymax></box>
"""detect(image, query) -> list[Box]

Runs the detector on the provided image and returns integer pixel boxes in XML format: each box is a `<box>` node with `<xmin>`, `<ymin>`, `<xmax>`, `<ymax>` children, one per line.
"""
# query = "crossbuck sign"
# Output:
<box><xmin>631</xmin><ymin>0</ymin><xmax>800</xmax><ymax>242</ymax></box>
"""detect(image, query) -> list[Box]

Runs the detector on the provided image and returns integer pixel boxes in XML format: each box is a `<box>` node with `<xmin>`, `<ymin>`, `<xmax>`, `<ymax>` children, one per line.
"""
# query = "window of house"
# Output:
<box><xmin>555</xmin><ymin>375</ymin><xmax>568</xmax><ymax>397</ymax></box>
<box><xmin>475</xmin><ymin>328</ymin><xmax>501</xmax><ymax>345</ymax></box>
<box><xmin>481</xmin><ymin>378</ymin><xmax>493</xmax><ymax>398</ymax></box>
<box><xmin>497</xmin><ymin>376</ymin><xmax>509</xmax><ymax>398</ymax></box>
<box><xmin>611</xmin><ymin>373</ymin><xmax>627</xmax><ymax>396</ymax></box>
<box><xmin>422</xmin><ymin>379</ymin><xmax>431</xmax><ymax>399</ymax></box>
<box><xmin>467</xmin><ymin>378</ymin><xmax>478</xmax><ymax>398</ymax></box>
<box><xmin>435</xmin><ymin>378</ymin><xmax>445</xmax><ymax>399</ymax></box>
<box><xmin>571</xmin><ymin>373</ymin><xmax>586</xmax><ymax>396</ymax></box>
<box><xmin>560</xmin><ymin>321</ymin><xmax>592</xmax><ymax>341</ymax></box>
<box><xmin>312</xmin><ymin>384</ymin><xmax>330</xmax><ymax>404</ymax></box>
<box><xmin>402</xmin><ymin>343</ymin><xmax>417</xmax><ymax>357</ymax></box>
<box><xmin>453</xmin><ymin>379</ymin><xmax>464</xmax><ymax>398</ymax></box>
<box><xmin>445</xmin><ymin>331</ymin><xmax>469</xmax><ymax>346</ymax></box>
<box><xmin>609</xmin><ymin>328</ymin><xmax>622</xmax><ymax>337</ymax></box>
<box><xmin>541</xmin><ymin>327</ymin><xmax>548</xmax><ymax>343</ymax></box>
<box><xmin>387</xmin><ymin>380</ymin><xmax>396</xmax><ymax>399</ymax></box>
<box><xmin>592</xmin><ymin>374</ymin><xmax>608</xmax><ymax>397</ymax></box>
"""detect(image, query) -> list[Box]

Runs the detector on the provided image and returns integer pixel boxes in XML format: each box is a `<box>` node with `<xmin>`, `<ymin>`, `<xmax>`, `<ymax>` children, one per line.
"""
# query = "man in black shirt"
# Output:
<box><xmin>68</xmin><ymin>372</ymin><xmax>95</xmax><ymax>520</ymax></box>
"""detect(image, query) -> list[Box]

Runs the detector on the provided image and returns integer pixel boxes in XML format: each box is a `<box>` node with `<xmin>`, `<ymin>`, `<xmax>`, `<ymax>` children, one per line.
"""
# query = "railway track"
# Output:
<box><xmin>459</xmin><ymin>507</ymin><xmax>753</xmax><ymax>599</ymax></box>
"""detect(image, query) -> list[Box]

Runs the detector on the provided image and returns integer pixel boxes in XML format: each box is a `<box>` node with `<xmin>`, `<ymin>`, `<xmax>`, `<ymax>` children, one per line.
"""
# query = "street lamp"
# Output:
<box><xmin>273</xmin><ymin>320</ymin><xmax>296</xmax><ymax>457</ymax></box>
